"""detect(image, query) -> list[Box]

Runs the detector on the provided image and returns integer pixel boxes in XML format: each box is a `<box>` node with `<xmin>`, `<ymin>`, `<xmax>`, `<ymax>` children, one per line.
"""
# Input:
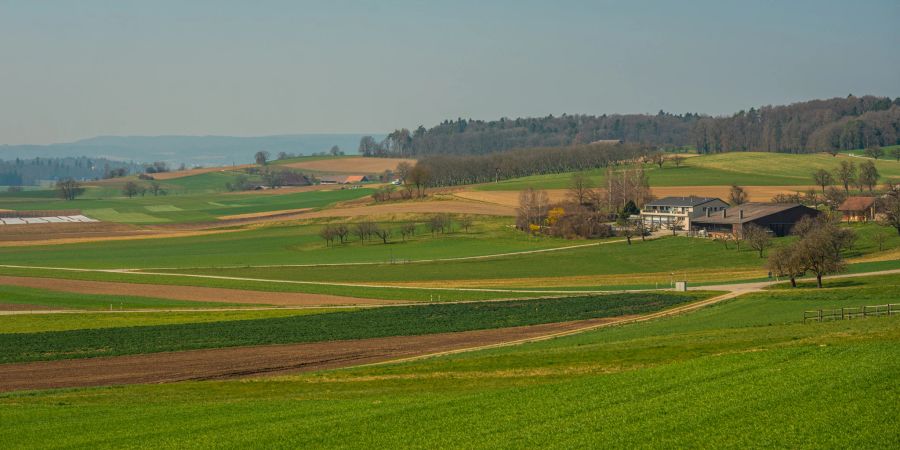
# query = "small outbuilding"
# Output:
<box><xmin>837</xmin><ymin>196</ymin><xmax>876</xmax><ymax>222</ymax></box>
<box><xmin>691</xmin><ymin>203</ymin><xmax>820</xmax><ymax>238</ymax></box>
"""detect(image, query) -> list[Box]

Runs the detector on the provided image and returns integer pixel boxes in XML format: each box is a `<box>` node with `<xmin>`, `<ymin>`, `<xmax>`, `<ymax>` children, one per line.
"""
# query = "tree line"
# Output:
<box><xmin>0</xmin><ymin>156</ymin><xmax>142</xmax><ymax>186</ymax></box>
<box><xmin>414</xmin><ymin>142</ymin><xmax>651</xmax><ymax>187</ymax></box>
<box><xmin>361</xmin><ymin>96</ymin><xmax>899</xmax><ymax>157</ymax></box>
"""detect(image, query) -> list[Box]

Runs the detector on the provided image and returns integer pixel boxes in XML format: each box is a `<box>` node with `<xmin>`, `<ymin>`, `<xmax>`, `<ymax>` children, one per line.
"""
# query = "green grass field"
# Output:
<box><xmin>0</xmin><ymin>187</ymin><xmax>372</xmax><ymax>223</ymax></box>
<box><xmin>0</xmin><ymin>285</ymin><xmax>240</xmax><ymax>310</ymax></box>
<box><xmin>477</xmin><ymin>151</ymin><xmax>900</xmax><ymax>191</ymax></box>
<box><xmin>0</xmin><ymin>308</ymin><xmax>345</xmax><ymax>334</ymax></box>
<box><xmin>1</xmin><ymin>275</ymin><xmax>895</xmax><ymax>448</ymax></box>
<box><xmin>155</xmin><ymin>225</ymin><xmax>900</xmax><ymax>286</ymax></box>
<box><xmin>0</xmin><ymin>218</ymin><xmax>579</xmax><ymax>269</ymax></box>
<box><xmin>0</xmin><ymin>292</ymin><xmax>707</xmax><ymax>364</ymax></box>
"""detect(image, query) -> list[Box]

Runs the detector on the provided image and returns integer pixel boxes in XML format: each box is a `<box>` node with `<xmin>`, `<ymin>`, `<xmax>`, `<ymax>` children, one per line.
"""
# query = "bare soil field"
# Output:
<box><xmin>281</xmin><ymin>157</ymin><xmax>416</xmax><ymax>174</ymax></box>
<box><xmin>0</xmin><ymin>226</ymin><xmax>244</xmax><ymax>247</ymax></box>
<box><xmin>455</xmin><ymin>185</ymin><xmax>815</xmax><ymax>207</ymax></box>
<box><xmin>149</xmin><ymin>165</ymin><xmax>255</xmax><ymax>180</ymax></box>
<box><xmin>220</xmin><ymin>184</ymin><xmax>344</xmax><ymax>196</ymax></box>
<box><xmin>0</xmin><ymin>303</ymin><xmax>55</xmax><ymax>312</ymax></box>
<box><xmin>0</xmin><ymin>316</ymin><xmax>624</xmax><ymax>392</ymax></box>
<box><xmin>295</xmin><ymin>199</ymin><xmax>516</xmax><ymax>219</ymax></box>
<box><xmin>0</xmin><ymin>276</ymin><xmax>404</xmax><ymax>307</ymax></box>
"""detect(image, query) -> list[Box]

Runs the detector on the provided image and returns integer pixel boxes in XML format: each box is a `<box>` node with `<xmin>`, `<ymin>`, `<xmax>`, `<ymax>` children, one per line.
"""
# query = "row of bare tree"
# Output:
<box><xmin>811</xmin><ymin>160</ymin><xmax>880</xmax><ymax>194</ymax></box>
<box><xmin>318</xmin><ymin>215</ymin><xmax>475</xmax><ymax>247</ymax></box>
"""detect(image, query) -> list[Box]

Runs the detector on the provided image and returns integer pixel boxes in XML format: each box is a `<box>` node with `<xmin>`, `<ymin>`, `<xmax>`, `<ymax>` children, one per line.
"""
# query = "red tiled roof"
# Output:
<box><xmin>837</xmin><ymin>197</ymin><xmax>875</xmax><ymax>212</ymax></box>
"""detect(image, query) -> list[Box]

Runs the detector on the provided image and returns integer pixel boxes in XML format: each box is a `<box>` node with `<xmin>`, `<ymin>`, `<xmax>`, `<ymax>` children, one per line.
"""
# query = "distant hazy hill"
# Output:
<box><xmin>0</xmin><ymin>134</ymin><xmax>381</xmax><ymax>166</ymax></box>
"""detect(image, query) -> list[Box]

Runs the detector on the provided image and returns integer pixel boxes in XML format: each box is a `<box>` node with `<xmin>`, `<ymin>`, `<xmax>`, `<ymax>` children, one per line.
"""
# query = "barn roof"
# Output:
<box><xmin>692</xmin><ymin>203</ymin><xmax>818</xmax><ymax>225</ymax></box>
<box><xmin>343</xmin><ymin>175</ymin><xmax>367</xmax><ymax>183</ymax></box>
<box><xmin>837</xmin><ymin>196</ymin><xmax>876</xmax><ymax>212</ymax></box>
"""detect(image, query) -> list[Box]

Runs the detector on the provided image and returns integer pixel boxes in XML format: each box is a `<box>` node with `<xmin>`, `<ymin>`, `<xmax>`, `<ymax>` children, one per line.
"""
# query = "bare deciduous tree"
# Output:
<box><xmin>568</xmin><ymin>173</ymin><xmax>594</xmax><ymax>206</ymax></box>
<box><xmin>335</xmin><ymin>224</ymin><xmax>349</xmax><ymax>244</ymax></box>
<box><xmin>767</xmin><ymin>244</ymin><xmax>806</xmax><ymax>287</ymax></box>
<box><xmin>651</xmin><ymin>151</ymin><xmax>666</xmax><ymax>169</ymax></box>
<box><xmin>743</xmin><ymin>224</ymin><xmax>772</xmax><ymax>258</ymax></box>
<box><xmin>812</xmin><ymin>169</ymin><xmax>833</xmax><ymax>193</ymax></box>
<box><xmin>858</xmin><ymin>160</ymin><xmax>879</xmax><ymax>192</ymax></box>
<box><xmin>372</xmin><ymin>225</ymin><xmax>391</xmax><ymax>244</ymax></box>
<box><xmin>881</xmin><ymin>183</ymin><xmax>900</xmax><ymax>235</ymax></box>
<box><xmin>516</xmin><ymin>188</ymin><xmax>550</xmax><ymax>232</ymax></box>
<box><xmin>835</xmin><ymin>160</ymin><xmax>856</xmax><ymax>193</ymax></box>
<box><xmin>122</xmin><ymin>181</ymin><xmax>140</xmax><ymax>198</ymax></box>
<box><xmin>458</xmin><ymin>216</ymin><xmax>473</xmax><ymax>233</ymax></box>
<box><xmin>729</xmin><ymin>185</ymin><xmax>748</xmax><ymax>205</ymax></box>
<box><xmin>55</xmin><ymin>178</ymin><xmax>84</xmax><ymax>201</ymax></box>
<box><xmin>319</xmin><ymin>225</ymin><xmax>336</xmax><ymax>247</ymax></box>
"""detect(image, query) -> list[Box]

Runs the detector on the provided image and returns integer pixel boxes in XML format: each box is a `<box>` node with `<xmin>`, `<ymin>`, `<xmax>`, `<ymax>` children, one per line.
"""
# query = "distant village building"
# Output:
<box><xmin>837</xmin><ymin>197</ymin><xmax>876</xmax><ymax>222</ymax></box>
<box><xmin>639</xmin><ymin>196</ymin><xmax>729</xmax><ymax>231</ymax></box>
<box><xmin>691</xmin><ymin>203</ymin><xmax>820</xmax><ymax>238</ymax></box>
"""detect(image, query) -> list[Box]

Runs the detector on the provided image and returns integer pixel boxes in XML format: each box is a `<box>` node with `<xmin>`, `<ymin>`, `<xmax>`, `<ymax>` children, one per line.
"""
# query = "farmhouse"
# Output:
<box><xmin>691</xmin><ymin>203</ymin><xmax>820</xmax><ymax>237</ymax></box>
<box><xmin>837</xmin><ymin>196</ymin><xmax>876</xmax><ymax>222</ymax></box>
<box><xmin>318</xmin><ymin>175</ymin><xmax>369</xmax><ymax>185</ymax></box>
<box><xmin>639</xmin><ymin>196</ymin><xmax>729</xmax><ymax>230</ymax></box>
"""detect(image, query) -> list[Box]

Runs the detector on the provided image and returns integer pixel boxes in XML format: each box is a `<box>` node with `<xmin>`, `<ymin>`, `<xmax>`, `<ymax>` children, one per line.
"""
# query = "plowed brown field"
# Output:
<box><xmin>0</xmin><ymin>317</ymin><xmax>623</xmax><ymax>392</ymax></box>
<box><xmin>295</xmin><ymin>199</ymin><xmax>516</xmax><ymax>218</ymax></box>
<box><xmin>0</xmin><ymin>276</ymin><xmax>404</xmax><ymax>307</ymax></box>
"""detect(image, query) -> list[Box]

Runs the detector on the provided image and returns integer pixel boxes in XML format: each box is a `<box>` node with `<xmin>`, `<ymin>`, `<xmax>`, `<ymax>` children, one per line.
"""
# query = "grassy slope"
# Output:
<box><xmin>0</xmin><ymin>188</ymin><xmax>372</xmax><ymax>223</ymax></box>
<box><xmin>0</xmin><ymin>219</ymin><xmax>577</xmax><ymax>269</ymax></box>
<box><xmin>162</xmin><ymin>224</ymin><xmax>900</xmax><ymax>285</ymax></box>
<box><xmin>478</xmin><ymin>151</ymin><xmax>900</xmax><ymax>191</ymax></box>
<box><xmin>0</xmin><ymin>308</ymin><xmax>345</xmax><ymax>334</ymax></box>
<box><xmin>0</xmin><ymin>285</ymin><xmax>240</xmax><ymax>310</ymax></box>
<box><xmin>1</xmin><ymin>276</ymin><xmax>896</xmax><ymax>448</ymax></box>
<box><xmin>0</xmin><ymin>292</ymin><xmax>706</xmax><ymax>363</ymax></box>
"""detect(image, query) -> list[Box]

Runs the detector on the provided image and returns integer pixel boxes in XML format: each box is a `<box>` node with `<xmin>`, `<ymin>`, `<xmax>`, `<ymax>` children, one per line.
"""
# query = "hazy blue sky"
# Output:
<box><xmin>1</xmin><ymin>0</ymin><xmax>898</xmax><ymax>144</ymax></box>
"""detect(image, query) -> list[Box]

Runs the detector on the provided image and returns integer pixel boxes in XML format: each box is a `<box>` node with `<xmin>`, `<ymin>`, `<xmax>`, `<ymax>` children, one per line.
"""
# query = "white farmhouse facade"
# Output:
<box><xmin>640</xmin><ymin>196</ymin><xmax>729</xmax><ymax>230</ymax></box>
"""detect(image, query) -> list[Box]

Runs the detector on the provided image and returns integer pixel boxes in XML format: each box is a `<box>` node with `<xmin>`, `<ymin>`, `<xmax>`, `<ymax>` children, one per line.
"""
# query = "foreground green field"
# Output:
<box><xmin>478</xmin><ymin>151</ymin><xmax>900</xmax><ymax>191</ymax></box>
<box><xmin>0</xmin><ymin>292</ymin><xmax>706</xmax><ymax>364</ymax></box>
<box><xmin>0</xmin><ymin>218</ymin><xmax>577</xmax><ymax>269</ymax></box>
<box><xmin>1</xmin><ymin>274</ymin><xmax>895</xmax><ymax>448</ymax></box>
<box><xmin>0</xmin><ymin>308</ymin><xmax>344</xmax><ymax>334</ymax></box>
<box><xmin>0</xmin><ymin>187</ymin><xmax>372</xmax><ymax>223</ymax></box>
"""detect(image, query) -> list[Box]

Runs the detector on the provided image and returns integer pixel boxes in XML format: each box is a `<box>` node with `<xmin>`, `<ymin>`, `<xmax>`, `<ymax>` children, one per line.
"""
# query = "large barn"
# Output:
<box><xmin>691</xmin><ymin>203</ymin><xmax>820</xmax><ymax>238</ymax></box>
